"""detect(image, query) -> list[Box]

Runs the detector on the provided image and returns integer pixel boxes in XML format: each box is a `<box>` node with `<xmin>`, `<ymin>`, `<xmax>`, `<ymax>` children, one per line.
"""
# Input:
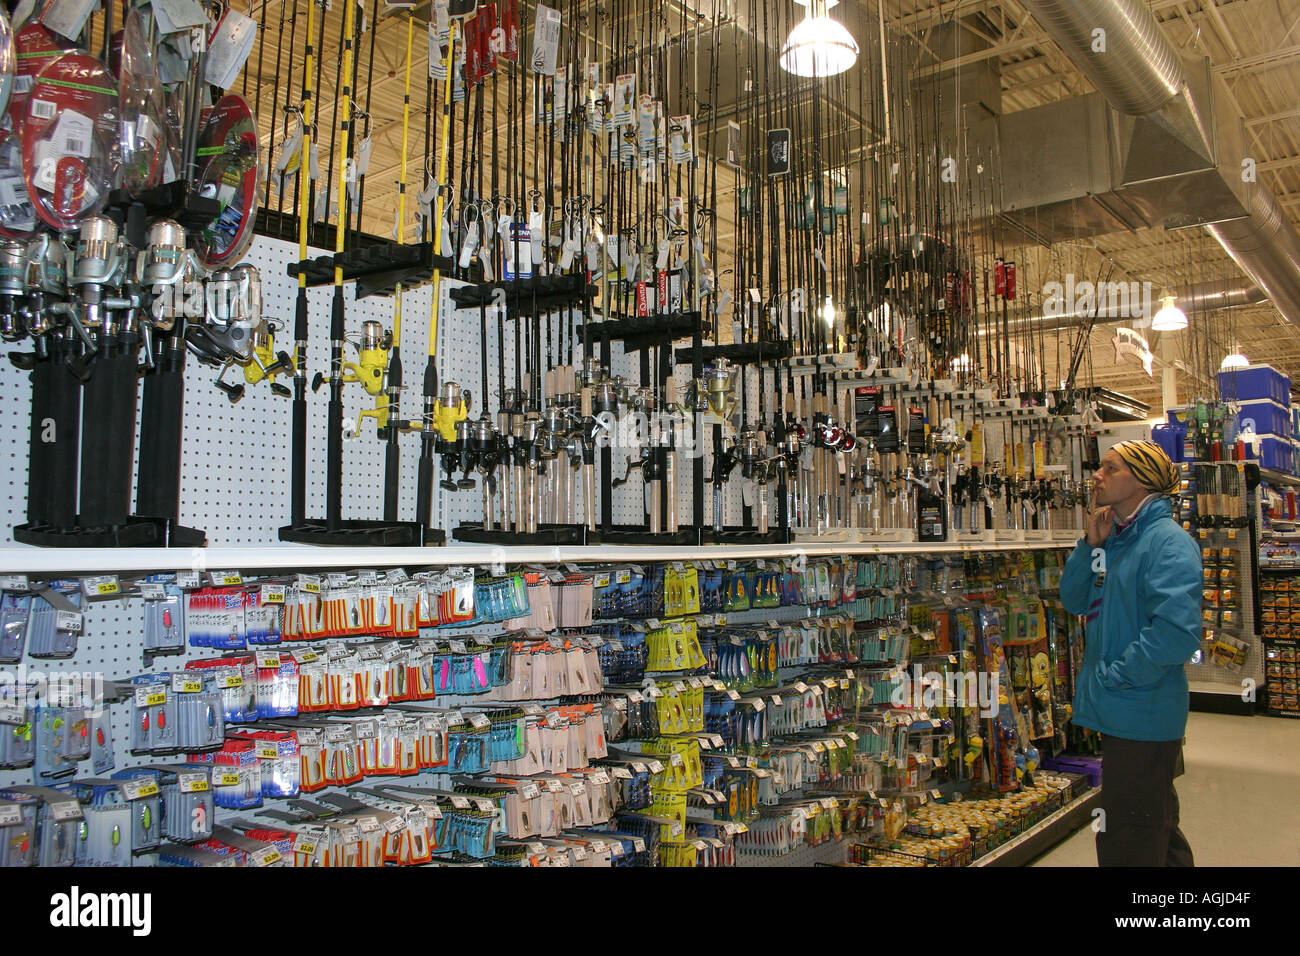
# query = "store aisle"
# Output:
<box><xmin>1033</xmin><ymin>712</ymin><xmax>1300</xmax><ymax>866</ymax></box>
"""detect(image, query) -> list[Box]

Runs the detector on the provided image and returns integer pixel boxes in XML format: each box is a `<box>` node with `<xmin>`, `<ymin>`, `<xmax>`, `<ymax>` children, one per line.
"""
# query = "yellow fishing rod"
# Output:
<box><xmin>325</xmin><ymin>0</ymin><xmax>359</xmax><ymax>530</ymax></box>
<box><xmin>288</xmin><ymin>0</ymin><xmax>317</xmax><ymax>529</ymax></box>
<box><xmin>416</xmin><ymin>17</ymin><xmax>463</xmax><ymax>531</ymax></box>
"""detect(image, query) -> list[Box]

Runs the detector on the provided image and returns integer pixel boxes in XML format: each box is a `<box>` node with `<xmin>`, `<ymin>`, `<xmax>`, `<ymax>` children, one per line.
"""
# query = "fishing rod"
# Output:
<box><xmin>416</xmin><ymin>16</ymin><xmax>461</xmax><ymax>534</ymax></box>
<box><xmin>381</xmin><ymin>4</ymin><xmax>416</xmax><ymax>524</ymax></box>
<box><xmin>285</xmin><ymin>0</ymin><xmax>317</xmax><ymax>532</ymax></box>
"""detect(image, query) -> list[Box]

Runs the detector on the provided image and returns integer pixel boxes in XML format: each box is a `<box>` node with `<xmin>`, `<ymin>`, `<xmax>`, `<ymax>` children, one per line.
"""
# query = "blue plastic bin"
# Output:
<box><xmin>1218</xmin><ymin>364</ymin><xmax>1291</xmax><ymax>405</ymax></box>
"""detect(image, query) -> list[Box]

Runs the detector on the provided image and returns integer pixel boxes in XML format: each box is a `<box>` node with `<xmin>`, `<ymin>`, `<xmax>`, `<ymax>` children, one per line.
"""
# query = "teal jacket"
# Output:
<box><xmin>1059</xmin><ymin>496</ymin><xmax>1203</xmax><ymax>742</ymax></box>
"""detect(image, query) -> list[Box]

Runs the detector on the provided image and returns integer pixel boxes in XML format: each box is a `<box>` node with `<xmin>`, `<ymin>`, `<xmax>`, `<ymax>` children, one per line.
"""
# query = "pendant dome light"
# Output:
<box><xmin>780</xmin><ymin>0</ymin><xmax>859</xmax><ymax>79</ymax></box>
<box><xmin>1150</xmin><ymin>294</ymin><xmax>1188</xmax><ymax>331</ymax></box>
<box><xmin>1220</xmin><ymin>347</ymin><xmax>1249</xmax><ymax>370</ymax></box>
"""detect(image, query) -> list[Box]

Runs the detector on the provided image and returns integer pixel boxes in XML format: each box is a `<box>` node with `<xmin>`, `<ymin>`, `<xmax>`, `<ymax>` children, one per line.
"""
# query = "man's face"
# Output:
<box><xmin>1092</xmin><ymin>449</ymin><xmax>1143</xmax><ymax>507</ymax></box>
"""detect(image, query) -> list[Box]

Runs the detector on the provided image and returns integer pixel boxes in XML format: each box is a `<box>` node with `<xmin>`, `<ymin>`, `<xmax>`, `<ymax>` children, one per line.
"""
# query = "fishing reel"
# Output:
<box><xmin>186</xmin><ymin>262</ymin><xmax>262</xmax><ymax>369</ymax></box>
<box><xmin>438</xmin><ymin>417</ymin><xmax>476</xmax><ymax>492</ymax></box>
<box><xmin>712</xmin><ymin>432</ymin><xmax>737</xmax><ymax>485</ymax></box>
<box><xmin>21</xmin><ymin>234</ymin><xmax>70</xmax><ymax>340</ymax></box>
<box><xmin>0</xmin><ymin>240</ymin><xmax>28</xmax><ymax>341</ymax></box>
<box><xmin>465</xmin><ymin>415</ymin><xmax>503</xmax><ymax>490</ymax></box>
<box><xmin>243</xmin><ymin>323</ymin><xmax>294</xmax><ymax>395</ymax></box>
<box><xmin>689</xmin><ymin>358</ymin><xmax>735</xmax><ymax>418</ymax></box>
<box><xmin>342</xmin><ymin>320</ymin><xmax>390</xmax><ymax>395</ymax></box>
<box><xmin>433</xmin><ymin>380</ymin><xmax>470</xmax><ymax>443</ymax></box>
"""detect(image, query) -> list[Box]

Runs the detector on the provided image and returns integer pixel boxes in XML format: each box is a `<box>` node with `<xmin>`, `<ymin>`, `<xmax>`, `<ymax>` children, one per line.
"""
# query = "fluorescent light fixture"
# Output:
<box><xmin>780</xmin><ymin>0</ymin><xmax>859</xmax><ymax>79</ymax></box>
<box><xmin>822</xmin><ymin>296</ymin><xmax>836</xmax><ymax>328</ymax></box>
<box><xmin>1150</xmin><ymin>294</ymin><xmax>1187</xmax><ymax>331</ymax></box>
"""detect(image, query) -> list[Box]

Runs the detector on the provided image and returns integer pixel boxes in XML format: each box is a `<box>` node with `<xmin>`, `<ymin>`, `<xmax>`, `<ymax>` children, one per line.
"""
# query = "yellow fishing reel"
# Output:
<box><xmin>342</xmin><ymin>321</ymin><xmax>391</xmax><ymax>396</ymax></box>
<box><xmin>243</xmin><ymin>324</ymin><xmax>296</xmax><ymax>395</ymax></box>
<box><xmin>434</xmin><ymin>381</ymin><xmax>470</xmax><ymax>442</ymax></box>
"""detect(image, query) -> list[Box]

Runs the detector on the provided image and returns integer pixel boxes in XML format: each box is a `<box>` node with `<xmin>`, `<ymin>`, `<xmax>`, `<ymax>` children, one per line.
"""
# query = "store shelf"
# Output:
<box><xmin>972</xmin><ymin>786</ymin><xmax>1101</xmax><ymax>867</ymax></box>
<box><xmin>1259</xmin><ymin>468</ymin><xmax>1300</xmax><ymax>487</ymax></box>
<box><xmin>0</xmin><ymin>538</ymin><xmax>1080</xmax><ymax>576</ymax></box>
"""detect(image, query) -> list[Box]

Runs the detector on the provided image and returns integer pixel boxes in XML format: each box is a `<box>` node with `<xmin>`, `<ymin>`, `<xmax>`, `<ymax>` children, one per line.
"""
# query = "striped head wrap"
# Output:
<box><xmin>1110</xmin><ymin>440</ymin><xmax>1180</xmax><ymax>496</ymax></box>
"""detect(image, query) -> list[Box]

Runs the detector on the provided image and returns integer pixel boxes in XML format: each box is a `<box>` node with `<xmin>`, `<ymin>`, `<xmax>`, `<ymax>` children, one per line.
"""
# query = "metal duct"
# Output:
<box><xmin>995</xmin><ymin>279</ymin><xmax>1267</xmax><ymax>334</ymax></box>
<box><xmin>1019</xmin><ymin>0</ymin><xmax>1184</xmax><ymax>116</ymax></box>
<box><xmin>1021</xmin><ymin>0</ymin><xmax>1300</xmax><ymax>325</ymax></box>
<box><xmin>1207</xmin><ymin>185</ymin><xmax>1300</xmax><ymax>326</ymax></box>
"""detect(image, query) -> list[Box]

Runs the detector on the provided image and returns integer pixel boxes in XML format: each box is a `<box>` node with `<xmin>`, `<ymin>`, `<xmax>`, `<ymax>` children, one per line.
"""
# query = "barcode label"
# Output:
<box><xmin>14</xmin><ymin>76</ymin><xmax>32</xmax><ymax>94</ymax></box>
<box><xmin>30</xmin><ymin>100</ymin><xmax>56</xmax><ymax>120</ymax></box>
<box><xmin>64</xmin><ymin>138</ymin><xmax>86</xmax><ymax>157</ymax></box>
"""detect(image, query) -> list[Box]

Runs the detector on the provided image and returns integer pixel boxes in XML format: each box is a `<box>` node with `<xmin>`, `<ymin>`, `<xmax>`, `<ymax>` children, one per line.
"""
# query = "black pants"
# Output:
<box><xmin>1096</xmin><ymin>735</ymin><xmax>1194</xmax><ymax>867</ymax></box>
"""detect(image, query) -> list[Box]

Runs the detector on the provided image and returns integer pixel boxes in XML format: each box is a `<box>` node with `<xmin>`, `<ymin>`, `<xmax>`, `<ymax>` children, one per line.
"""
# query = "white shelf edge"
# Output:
<box><xmin>0</xmin><ymin>537</ymin><xmax>1080</xmax><ymax>575</ymax></box>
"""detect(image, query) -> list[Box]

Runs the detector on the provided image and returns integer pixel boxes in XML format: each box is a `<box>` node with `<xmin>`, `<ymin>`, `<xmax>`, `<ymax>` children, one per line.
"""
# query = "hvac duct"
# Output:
<box><xmin>1019</xmin><ymin>0</ymin><xmax>1300</xmax><ymax>325</ymax></box>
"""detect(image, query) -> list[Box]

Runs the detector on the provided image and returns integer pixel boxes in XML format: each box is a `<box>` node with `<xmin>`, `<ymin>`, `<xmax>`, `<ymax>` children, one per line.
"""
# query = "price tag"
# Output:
<box><xmin>55</xmin><ymin>610</ymin><xmax>83</xmax><ymax>633</ymax></box>
<box><xmin>473</xmin><ymin>635</ymin><xmax>493</xmax><ymax>646</ymax></box>
<box><xmin>49</xmin><ymin>800</ymin><xmax>83</xmax><ymax>822</ymax></box>
<box><xmin>668</xmin><ymin>752</ymin><xmax>684</xmax><ymax>767</ymax></box>
<box><xmin>256</xmin><ymin>652</ymin><xmax>281</xmax><ymax>669</ymax></box>
<box><xmin>521</xmin><ymin>783</ymin><xmax>541</xmax><ymax>799</ymax></box>
<box><xmin>646</xmin><ymin>760</ymin><xmax>665</xmax><ymax>774</ymax></box>
<box><xmin>81</xmin><ymin>574</ymin><xmax>120</xmax><ymax>597</ymax></box>
<box><xmin>669</xmin><ymin>821</ymin><xmax>683</xmax><ymax>836</ymax></box>
<box><xmin>296</xmin><ymin>574</ymin><xmax>322</xmax><ymax>594</ymax></box>
<box><xmin>686</xmin><ymin>677</ymin><xmax>702</xmax><ymax>688</ymax></box>
<box><xmin>587</xmin><ymin>770</ymin><xmax>610</xmax><ymax>785</ymax></box>
<box><xmin>178</xmin><ymin>773</ymin><xmax>209</xmax><ymax>793</ymax></box>
<box><xmin>257</xmin><ymin>745</ymin><xmax>280</xmax><ymax>760</ymax></box>
<box><xmin>385</xmin><ymin>568</ymin><xmax>410</xmax><ymax>584</ymax></box>
<box><xmin>930</xmin><ymin>789</ymin><xmax>943</xmax><ymax>800</ymax></box>
<box><xmin>176</xmin><ymin>571</ymin><xmax>201</xmax><ymax>590</ymax></box>
<box><xmin>745</xmin><ymin>698</ymin><xmax>765</xmax><ymax>712</ymax></box>
<box><xmin>611</xmin><ymin>767</ymin><xmax>633</xmax><ymax>779</ymax></box>
<box><xmin>449</xmin><ymin>795</ymin><xmax>471</xmax><ymax>809</ymax></box>
<box><xmin>726</xmin><ymin>690</ymin><xmax>740</xmax><ymax>701</ymax></box>
<box><xmin>626</xmin><ymin>690</ymin><xmax>644</xmax><ymax>703</ymax></box>
<box><xmin>811</xmin><ymin>741</ymin><xmax>826</xmax><ymax>753</ymax></box>
<box><xmin>709</xmin><ymin>734</ymin><xmax>724</xmax><ymax>747</ymax></box>
<box><xmin>770</xmin><ymin>694</ymin><xmax>783</xmax><ymax>706</ymax></box>
<box><xmin>672</xmin><ymin>680</ymin><xmax>687</xmax><ymax>693</ymax></box>
<box><xmin>0</xmin><ymin>575</ymin><xmax>29</xmax><ymax>591</ymax></box>
<box><xmin>383</xmin><ymin>815</ymin><xmax>406</xmax><ymax>835</ymax></box>
<box><xmin>211</xmin><ymin>571</ymin><xmax>243</xmax><ymax>587</ymax></box>
<box><xmin>356</xmin><ymin>570</ymin><xmax>379</xmax><ymax>587</ymax></box>
<box><xmin>793</xmin><ymin>681</ymin><xmax>809</xmax><ymax>693</ymax></box>
<box><xmin>120</xmin><ymin>779</ymin><xmax>159</xmax><ymax>800</ymax></box>
<box><xmin>171</xmin><ymin>675</ymin><xmax>203</xmax><ymax>694</ymax></box>
<box><xmin>724</xmin><ymin>756</ymin><xmax>740</xmax><ymax>768</ymax></box>
<box><xmin>545</xmin><ymin>780</ymin><xmax>564</xmax><ymax>793</ymax></box>
<box><xmin>468</xmin><ymin>713</ymin><xmax>491</xmax><ymax>729</ymax></box>
<box><xmin>327</xmin><ymin>573</ymin><xmax>350</xmax><ymax>588</ymax></box>
<box><xmin>473</xmin><ymin>798</ymin><xmax>495</xmax><ymax>813</ymax></box>
<box><xmin>810</xmin><ymin>685</ymin><xmax>823</xmax><ymax>697</ymax></box>
<box><xmin>134</xmin><ymin>687</ymin><xmax>167</xmax><ymax>707</ymax></box>
<box><xmin>449</xmin><ymin>640</ymin><xmax>468</xmax><ymax>653</ymax></box>
<box><xmin>260</xmin><ymin>584</ymin><xmax>286</xmax><ymax>604</ymax></box>
<box><xmin>221</xmin><ymin>674</ymin><xmax>244</xmax><ymax>689</ymax></box>
<box><xmin>138</xmin><ymin>582</ymin><xmax>166</xmax><ymax>600</ymax></box>
<box><xmin>0</xmin><ymin>804</ymin><xmax>21</xmax><ymax>826</ymax></box>
<box><xmin>630</xmin><ymin>761</ymin><xmax>648</xmax><ymax>774</ymax></box>
<box><xmin>216</xmin><ymin>772</ymin><xmax>242</xmax><ymax>787</ymax></box>
<box><xmin>697</xmin><ymin>736</ymin><xmax>713</xmax><ymax>750</ymax></box>
<box><xmin>631</xmin><ymin>837</ymin><xmax>647</xmax><ymax>853</ymax></box>
<box><xmin>569</xmin><ymin>782</ymin><xmax>587</xmax><ymax>797</ymax></box>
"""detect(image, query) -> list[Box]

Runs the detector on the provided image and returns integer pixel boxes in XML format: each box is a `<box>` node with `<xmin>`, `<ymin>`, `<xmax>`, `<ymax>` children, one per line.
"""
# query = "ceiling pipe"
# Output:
<box><xmin>1019</xmin><ymin>0</ymin><xmax>1300</xmax><ymax>325</ymax></box>
<box><xmin>992</xmin><ymin>279</ymin><xmax>1268</xmax><ymax>335</ymax></box>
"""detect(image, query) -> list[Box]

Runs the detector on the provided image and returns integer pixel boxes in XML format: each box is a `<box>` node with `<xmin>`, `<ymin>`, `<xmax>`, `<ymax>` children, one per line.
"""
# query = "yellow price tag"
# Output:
<box><xmin>135</xmin><ymin>782</ymin><xmax>160</xmax><ymax>798</ymax></box>
<box><xmin>145</xmin><ymin>692</ymin><xmax>167</xmax><ymax>707</ymax></box>
<box><xmin>217</xmin><ymin>773</ymin><xmax>241</xmax><ymax>786</ymax></box>
<box><xmin>96</xmin><ymin>581</ymin><xmax>120</xmax><ymax>595</ymax></box>
<box><xmin>222</xmin><ymin>676</ymin><xmax>244</xmax><ymax>688</ymax></box>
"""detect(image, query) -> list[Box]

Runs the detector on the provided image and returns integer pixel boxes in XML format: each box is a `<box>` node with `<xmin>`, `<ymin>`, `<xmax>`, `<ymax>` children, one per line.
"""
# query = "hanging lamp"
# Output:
<box><xmin>780</xmin><ymin>0</ymin><xmax>859</xmax><ymax>78</ymax></box>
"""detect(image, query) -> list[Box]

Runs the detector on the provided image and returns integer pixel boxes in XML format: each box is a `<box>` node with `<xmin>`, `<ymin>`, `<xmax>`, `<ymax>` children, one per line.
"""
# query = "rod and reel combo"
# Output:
<box><xmin>1</xmin><ymin>1</ymin><xmax>267</xmax><ymax>547</ymax></box>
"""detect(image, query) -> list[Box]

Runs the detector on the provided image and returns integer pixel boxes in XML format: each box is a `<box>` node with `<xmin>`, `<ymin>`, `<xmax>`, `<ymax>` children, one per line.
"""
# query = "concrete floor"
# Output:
<box><xmin>1031</xmin><ymin>711</ymin><xmax>1300</xmax><ymax>867</ymax></box>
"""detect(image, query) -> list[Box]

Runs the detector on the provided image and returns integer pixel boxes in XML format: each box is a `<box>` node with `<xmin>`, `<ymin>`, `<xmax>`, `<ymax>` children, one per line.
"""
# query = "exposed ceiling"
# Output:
<box><xmin>236</xmin><ymin>0</ymin><xmax>1300</xmax><ymax>414</ymax></box>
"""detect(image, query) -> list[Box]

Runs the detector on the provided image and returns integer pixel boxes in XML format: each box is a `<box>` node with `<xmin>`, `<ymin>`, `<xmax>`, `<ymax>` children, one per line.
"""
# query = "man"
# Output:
<box><xmin>1060</xmin><ymin>440</ymin><xmax>1201</xmax><ymax>867</ymax></box>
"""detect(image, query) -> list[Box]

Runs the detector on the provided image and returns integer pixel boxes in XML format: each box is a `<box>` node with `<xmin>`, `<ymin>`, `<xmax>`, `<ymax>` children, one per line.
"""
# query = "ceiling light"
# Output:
<box><xmin>780</xmin><ymin>0</ymin><xmax>859</xmax><ymax>78</ymax></box>
<box><xmin>1220</xmin><ymin>350</ymin><xmax>1249</xmax><ymax>370</ymax></box>
<box><xmin>1150</xmin><ymin>294</ymin><xmax>1187</xmax><ymax>331</ymax></box>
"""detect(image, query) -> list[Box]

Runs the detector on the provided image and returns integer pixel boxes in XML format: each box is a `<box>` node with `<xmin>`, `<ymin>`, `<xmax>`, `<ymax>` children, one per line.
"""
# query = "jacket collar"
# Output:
<box><xmin>1112</xmin><ymin>494</ymin><xmax>1171</xmax><ymax>540</ymax></box>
